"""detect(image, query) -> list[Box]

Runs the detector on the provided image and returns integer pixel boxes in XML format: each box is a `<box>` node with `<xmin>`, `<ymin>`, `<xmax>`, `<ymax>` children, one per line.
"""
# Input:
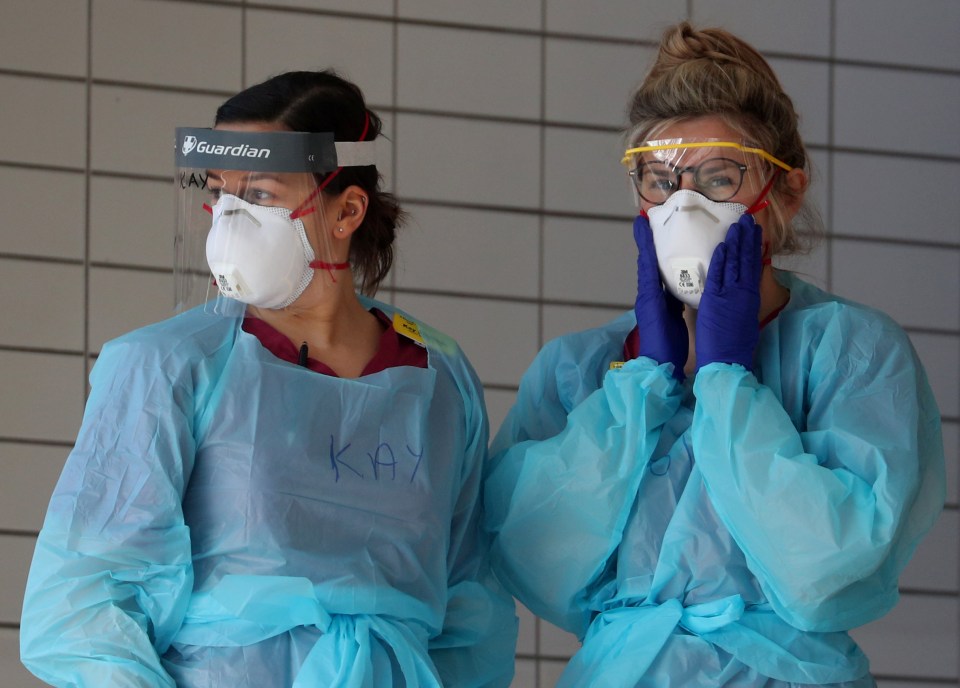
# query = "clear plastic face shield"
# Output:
<box><xmin>620</xmin><ymin>139</ymin><xmax>793</xmax><ymax>307</ymax></box>
<box><xmin>174</xmin><ymin>127</ymin><xmax>376</xmax><ymax>314</ymax></box>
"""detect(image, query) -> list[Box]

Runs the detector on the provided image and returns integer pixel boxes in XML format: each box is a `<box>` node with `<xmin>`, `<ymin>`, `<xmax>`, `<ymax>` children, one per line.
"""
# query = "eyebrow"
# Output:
<box><xmin>204</xmin><ymin>171</ymin><xmax>282</xmax><ymax>183</ymax></box>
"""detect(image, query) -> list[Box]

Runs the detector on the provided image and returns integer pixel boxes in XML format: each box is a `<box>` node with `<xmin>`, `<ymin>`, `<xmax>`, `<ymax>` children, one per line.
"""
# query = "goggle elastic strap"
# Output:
<box><xmin>744</xmin><ymin>170</ymin><xmax>780</xmax><ymax>215</ymax></box>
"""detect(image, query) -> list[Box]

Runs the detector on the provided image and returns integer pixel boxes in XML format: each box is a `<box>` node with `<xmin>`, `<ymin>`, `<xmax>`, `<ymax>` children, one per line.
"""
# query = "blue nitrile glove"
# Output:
<box><xmin>695</xmin><ymin>214</ymin><xmax>762</xmax><ymax>372</ymax></box>
<box><xmin>634</xmin><ymin>215</ymin><xmax>688</xmax><ymax>379</ymax></box>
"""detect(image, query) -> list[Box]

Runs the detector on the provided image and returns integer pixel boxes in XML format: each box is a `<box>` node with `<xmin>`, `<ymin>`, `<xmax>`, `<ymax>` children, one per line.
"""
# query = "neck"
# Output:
<box><xmin>248</xmin><ymin>270</ymin><xmax>374</xmax><ymax>349</ymax></box>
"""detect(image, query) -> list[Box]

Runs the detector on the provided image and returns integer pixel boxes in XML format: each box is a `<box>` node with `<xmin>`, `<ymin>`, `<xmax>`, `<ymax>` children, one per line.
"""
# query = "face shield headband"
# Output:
<box><xmin>174</xmin><ymin>119</ymin><xmax>376</xmax><ymax>312</ymax></box>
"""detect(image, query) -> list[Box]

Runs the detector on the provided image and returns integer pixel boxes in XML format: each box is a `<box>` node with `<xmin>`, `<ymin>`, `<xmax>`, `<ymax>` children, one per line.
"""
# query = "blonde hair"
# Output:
<box><xmin>627</xmin><ymin>22</ymin><xmax>821</xmax><ymax>256</ymax></box>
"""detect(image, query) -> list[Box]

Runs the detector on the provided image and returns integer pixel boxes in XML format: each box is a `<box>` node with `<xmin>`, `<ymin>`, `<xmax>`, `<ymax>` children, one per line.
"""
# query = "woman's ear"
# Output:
<box><xmin>332</xmin><ymin>185</ymin><xmax>368</xmax><ymax>238</ymax></box>
<box><xmin>782</xmin><ymin>167</ymin><xmax>808</xmax><ymax>218</ymax></box>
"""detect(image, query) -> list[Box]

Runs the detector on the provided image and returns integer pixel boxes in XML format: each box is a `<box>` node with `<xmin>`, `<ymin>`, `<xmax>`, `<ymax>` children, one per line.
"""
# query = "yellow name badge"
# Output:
<box><xmin>393</xmin><ymin>313</ymin><xmax>426</xmax><ymax>347</ymax></box>
<box><xmin>609</xmin><ymin>361</ymin><xmax>625</xmax><ymax>370</ymax></box>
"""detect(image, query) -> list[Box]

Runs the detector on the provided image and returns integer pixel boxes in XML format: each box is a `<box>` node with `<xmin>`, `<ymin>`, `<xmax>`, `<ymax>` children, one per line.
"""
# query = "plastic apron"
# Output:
<box><xmin>22</xmin><ymin>299</ymin><xmax>513</xmax><ymax>688</ymax></box>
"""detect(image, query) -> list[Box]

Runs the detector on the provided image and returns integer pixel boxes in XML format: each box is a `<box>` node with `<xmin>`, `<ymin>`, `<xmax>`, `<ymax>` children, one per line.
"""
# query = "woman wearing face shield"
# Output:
<box><xmin>20</xmin><ymin>71</ymin><xmax>517</xmax><ymax>688</ymax></box>
<box><xmin>484</xmin><ymin>23</ymin><xmax>944</xmax><ymax>687</ymax></box>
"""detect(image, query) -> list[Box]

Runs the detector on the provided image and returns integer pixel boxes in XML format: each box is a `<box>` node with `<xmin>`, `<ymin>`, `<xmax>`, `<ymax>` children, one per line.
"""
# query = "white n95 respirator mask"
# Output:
<box><xmin>646</xmin><ymin>189</ymin><xmax>747</xmax><ymax>308</ymax></box>
<box><xmin>206</xmin><ymin>194</ymin><xmax>316</xmax><ymax>309</ymax></box>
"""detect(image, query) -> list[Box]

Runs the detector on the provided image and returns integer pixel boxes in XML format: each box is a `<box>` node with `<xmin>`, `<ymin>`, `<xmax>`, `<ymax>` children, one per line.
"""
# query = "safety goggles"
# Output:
<box><xmin>621</xmin><ymin>140</ymin><xmax>792</xmax><ymax>205</ymax></box>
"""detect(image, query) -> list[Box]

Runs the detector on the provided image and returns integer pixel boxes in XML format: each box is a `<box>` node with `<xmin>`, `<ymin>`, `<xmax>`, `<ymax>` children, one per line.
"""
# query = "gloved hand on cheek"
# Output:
<box><xmin>695</xmin><ymin>214</ymin><xmax>762</xmax><ymax>372</ymax></box>
<box><xmin>634</xmin><ymin>215</ymin><xmax>689</xmax><ymax>379</ymax></box>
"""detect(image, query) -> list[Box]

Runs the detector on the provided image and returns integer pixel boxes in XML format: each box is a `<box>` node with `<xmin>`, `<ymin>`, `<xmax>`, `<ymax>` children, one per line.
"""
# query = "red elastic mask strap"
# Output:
<box><xmin>308</xmin><ymin>260</ymin><xmax>351</xmax><ymax>284</ymax></box>
<box><xmin>745</xmin><ymin>170</ymin><xmax>780</xmax><ymax>215</ymax></box>
<box><xmin>289</xmin><ymin>111</ymin><xmax>371</xmax><ymax>221</ymax></box>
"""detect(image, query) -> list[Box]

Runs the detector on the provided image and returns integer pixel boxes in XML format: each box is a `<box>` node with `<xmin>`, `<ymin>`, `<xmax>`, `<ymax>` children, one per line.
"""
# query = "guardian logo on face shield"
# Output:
<box><xmin>182</xmin><ymin>135</ymin><xmax>197</xmax><ymax>156</ymax></box>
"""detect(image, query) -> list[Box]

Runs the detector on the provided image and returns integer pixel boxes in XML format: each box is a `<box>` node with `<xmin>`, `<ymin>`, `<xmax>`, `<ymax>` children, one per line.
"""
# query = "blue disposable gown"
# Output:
<box><xmin>21</xmin><ymin>297</ymin><xmax>517</xmax><ymax>688</ymax></box>
<box><xmin>485</xmin><ymin>271</ymin><xmax>944</xmax><ymax>687</ymax></box>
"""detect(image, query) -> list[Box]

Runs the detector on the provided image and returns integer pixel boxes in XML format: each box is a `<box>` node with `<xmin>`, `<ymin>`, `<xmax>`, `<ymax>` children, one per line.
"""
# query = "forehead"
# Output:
<box><xmin>653</xmin><ymin>115</ymin><xmax>744</xmax><ymax>141</ymax></box>
<box><xmin>639</xmin><ymin>115</ymin><xmax>747</xmax><ymax>164</ymax></box>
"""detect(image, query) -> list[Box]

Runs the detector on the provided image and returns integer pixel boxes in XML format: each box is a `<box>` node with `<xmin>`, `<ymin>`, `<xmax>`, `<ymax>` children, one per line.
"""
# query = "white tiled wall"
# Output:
<box><xmin>1</xmin><ymin>2</ymin><xmax>957</xmax><ymax>687</ymax></box>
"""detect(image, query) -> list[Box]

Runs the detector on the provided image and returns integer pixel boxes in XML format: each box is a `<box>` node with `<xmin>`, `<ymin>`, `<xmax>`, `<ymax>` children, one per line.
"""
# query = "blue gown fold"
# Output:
<box><xmin>485</xmin><ymin>271</ymin><xmax>944</xmax><ymax>687</ymax></box>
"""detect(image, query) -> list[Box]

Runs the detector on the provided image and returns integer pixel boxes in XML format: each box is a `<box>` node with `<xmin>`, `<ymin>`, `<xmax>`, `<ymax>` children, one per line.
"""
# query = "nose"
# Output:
<box><xmin>676</xmin><ymin>169</ymin><xmax>698</xmax><ymax>192</ymax></box>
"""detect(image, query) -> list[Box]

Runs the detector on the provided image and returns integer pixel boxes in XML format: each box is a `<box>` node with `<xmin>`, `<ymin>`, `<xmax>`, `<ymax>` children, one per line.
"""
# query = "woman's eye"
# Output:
<box><xmin>704</xmin><ymin>175</ymin><xmax>735</xmax><ymax>188</ymax></box>
<box><xmin>245</xmin><ymin>189</ymin><xmax>274</xmax><ymax>204</ymax></box>
<box><xmin>208</xmin><ymin>187</ymin><xmax>222</xmax><ymax>200</ymax></box>
<box><xmin>644</xmin><ymin>177</ymin><xmax>675</xmax><ymax>192</ymax></box>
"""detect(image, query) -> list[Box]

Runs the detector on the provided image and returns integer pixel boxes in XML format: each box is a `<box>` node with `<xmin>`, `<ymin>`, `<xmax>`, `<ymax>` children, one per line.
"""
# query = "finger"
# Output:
<box><xmin>706</xmin><ymin>241</ymin><xmax>727</xmax><ymax>293</ymax></box>
<box><xmin>738</xmin><ymin>214</ymin><xmax>762</xmax><ymax>286</ymax></box>
<box><xmin>723</xmin><ymin>221</ymin><xmax>741</xmax><ymax>286</ymax></box>
<box><xmin>633</xmin><ymin>215</ymin><xmax>661</xmax><ymax>291</ymax></box>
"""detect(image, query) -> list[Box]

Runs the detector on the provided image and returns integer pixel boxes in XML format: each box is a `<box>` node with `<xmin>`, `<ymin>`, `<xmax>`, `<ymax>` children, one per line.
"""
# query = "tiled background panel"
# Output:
<box><xmin>542</xmin><ymin>304</ymin><xmax>626</xmax><ymax>345</ymax></box>
<box><xmin>905</xmin><ymin>333</ymin><xmax>960</xmax><ymax>420</ymax></box>
<box><xmin>0</xmin><ymin>0</ymin><xmax>88</xmax><ymax>77</ymax></box>
<box><xmin>90</xmin><ymin>176</ymin><xmax>176</xmax><ymax>268</ymax></box>
<box><xmin>511</xmin><ymin>659</ymin><xmax>536</xmax><ymax>688</ymax></box>
<box><xmin>0</xmin><ymin>443</ymin><xmax>68</xmax><ymax>533</ymax></box>
<box><xmin>690</xmin><ymin>0</ymin><xmax>833</xmax><ymax>57</ymax></box>
<box><xmin>397</xmin><ymin>0</ymin><xmax>541</xmax><ymax>30</ymax></box>
<box><xmin>0</xmin><ymin>76</ymin><xmax>86</xmax><ymax>169</ymax></box>
<box><xmin>539</xmin><ymin>619</ymin><xmax>580</xmax><ymax>658</ymax></box>
<box><xmin>90</xmin><ymin>85</ymin><xmax>225</xmax><ymax>176</ymax></box>
<box><xmin>259</xmin><ymin>0</ymin><xmax>391</xmax><ymax>14</ymax></box>
<box><xmin>393</xmin><ymin>204</ymin><xmax>540</xmax><ymax>298</ymax></box>
<box><xmin>805</xmin><ymin>149</ymin><xmax>830</xmax><ymax>214</ymax></box>
<box><xmin>91</xmin><ymin>0</ymin><xmax>243</xmax><ymax>91</ymax></box>
<box><xmin>833</xmin><ymin>66</ymin><xmax>960</xmax><ymax>158</ymax></box>
<box><xmin>393</xmin><ymin>294</ymin><xmax>539</xmax><ymax>387</ymax></box>
<box><xmin>767</xmin><ymin>58</ymin><xmax>831</xmax><ymax>147</ymax></box>
<box><xmin>245</xmin><ymin>11</ymin><xmax>394</xmax><ymax>107</ymax></box>
<box><xmin>832</xmin><ymin>153</ymin><xmax>960</xmax><ymax>245</ymax></box>
<box><xmin>944</xmin><ymin>421</ymin><xmax>958</xmax><ymax>507</ymax></box>
<box><xmin>394</xmin><ymin>114</ymin><xmax>541</xmax><ymax>209</ymax></box>
<box><xmin>88</xmin><ymin>267</ymin><xmax>175</xmax><ymax>352</ymax></box>
<box><xmin>485</xmin><ymin>388</ymin><xmax>518</xmax><ymax>440</ymax></box>
<box><xmin>0</xmin><ymin>352</ymin><xmax>85</xmax><ymax>444</ymax></box>
<box><xmin>398</xmin><ymin>25</ymin><xmax>541</xmax><ymax>119</ymax></box>
<box><xmin>543</xmin><ymin>126</ymin><xmax>633</xmax><ymax>216</ymax></box>
<box><xmin>0</xmin><ymin>628</ymin><xmax>45</xmax><ymax>688</ymax></box>
<box><xmin>544</xmin><ymin>38</ymin><xmax>652</xmax><ymax>127</ymax></box>
<box><xmin>0</xmin><ymin>259</ymin><xmax>85</xmax><ymax>351</ymax></box>
<box><xmin>772</xmin><ymin>238</ymin><xmax>830</xmax><ymax>291</ymax></box>
<box><xmin>829</xmin><ymin>241</ymin><xmax>959</xmax><ymax>332</ymax></box>
<box><xmin>835</xmin><ymin>0</ymin><xmax>960</xmax><ymax>71</ymax></box>
<box><xmin>542</xmin><ymin>216</ymin><xmax>635</xmax><ymax>305</ymax></box>
<box><xmin>539</xmin><ymin>659</ymin><xmax>570</xmax><ymax>686</ymax></box>
<box><xmin>0</xmin><ymin>535</ymin><xmax>36</xmax><ymax>624</ymax></box>
<box><xmin>898</xmin><ymin>510</ymin><xmax>958</xmax><ymax>593</ymax></box>
<box><xmin>850</xmin><ymin>595</ymin><xmax>959</xmax><ymax>679</ymax></box>
<box><xmin>515</xmin><ymin>603</ymin><xmax>536</xmax><ymax>655</ymax></box>
<box><xmin>545</xmin><ymin>0</ymin><xmax>686</xmax><ymax>41</ymax></box>
<box><xmin>0</xmin><ymin>168</ymin><xmax>86</xmax><ymax>261</ymax></box>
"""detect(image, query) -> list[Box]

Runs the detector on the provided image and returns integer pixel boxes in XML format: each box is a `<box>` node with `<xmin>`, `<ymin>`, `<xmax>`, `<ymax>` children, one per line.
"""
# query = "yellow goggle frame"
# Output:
<box><xmin>621</xmin><ymin>141</ymin><xmax>793</xmax><ymax>172</ymax></box>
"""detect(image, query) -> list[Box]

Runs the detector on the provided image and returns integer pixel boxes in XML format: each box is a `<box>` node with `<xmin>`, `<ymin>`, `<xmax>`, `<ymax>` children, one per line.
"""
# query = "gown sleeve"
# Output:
<box><xmin>484</xmin><ymin>338</ymin><xmax>684</xmax><ymax>638</ymax></box>
<box><xmin>428</xmin><ymin>348</ymin><xmax>518</xmax><ymax>688</ymax></box>
<box><xmin>20</xmin><ymin>339</ymin><xmax>196</xmax><ymax>687</ymax></box>
<box><xmin>692</xmin><ymin>306</ymin><xmax>945</xmax><ymax>632</ymax></box>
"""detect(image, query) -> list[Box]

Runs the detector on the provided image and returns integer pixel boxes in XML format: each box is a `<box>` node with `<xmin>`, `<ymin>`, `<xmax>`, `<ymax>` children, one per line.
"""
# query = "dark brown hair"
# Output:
<box><xmin>628</xmin><ymin>23</ymin><xmax>819</xmax><ymax>255</ymax></box>
<box><xmin>215</xmin><ymin>70</ymin><xmax>404</xmax><ymax>295</ymax></box>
